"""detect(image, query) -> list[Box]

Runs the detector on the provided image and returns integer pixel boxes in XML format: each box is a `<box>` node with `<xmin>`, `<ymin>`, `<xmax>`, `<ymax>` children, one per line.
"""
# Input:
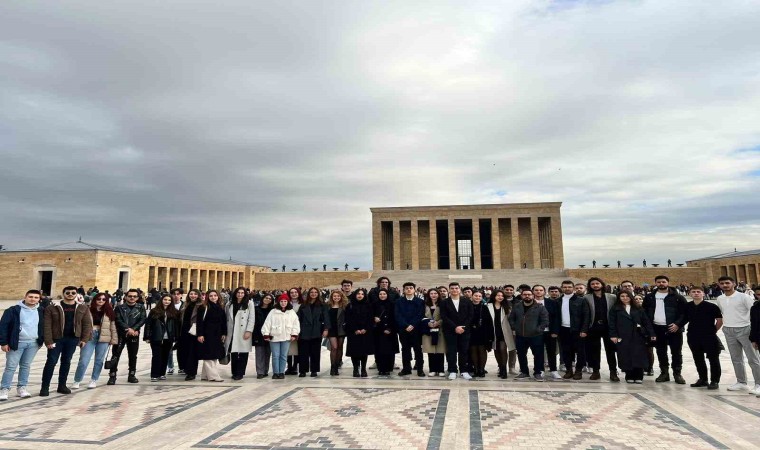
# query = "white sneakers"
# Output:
<box><xmin>727</xmin><ymin>382</ymin><xmax>748</xmax><ymax>391</ymax></box>
<box><xmin>548</xmin><ymin>371</ymin><xmax>563</xmax><ymax>380</ymax></box>
<box><xmin>72</xmin><ymin>381</ymin><xmax>80</xmax><ymax>389</ymax></box>
<box><xmin>748</xmin><ymin>384</ymin><xmax>760</xmax><ymax>395</ymax></box>
<box><xmin>88</xmin><ymin>380</ymin><xmax>97</xmax><ymax>389</ymax></box>
<box><xmin>17</xmin><ymin>386</ymin><xmax>31</xmax><ymax>398</ymax></box>
<box><xmin>461</xmin><ymin>372</ymin><xmax>472</xmax><ymax>380</ymax></box>
<box><xmin>0</xmin><ymin>388</ymin><xmax>8</xmax><ymax>401</ymax></box>
<box><xmin>448</xmin><ymin>372</ymin><xmax>457</xmax><ymax>380</ymax></box>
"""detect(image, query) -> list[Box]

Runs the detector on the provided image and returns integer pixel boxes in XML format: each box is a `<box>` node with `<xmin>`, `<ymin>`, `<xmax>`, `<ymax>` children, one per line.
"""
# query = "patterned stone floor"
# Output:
<box><xmin>0</xmin><ymin>340</ymin><xmax>758</xmax><ymax>449</ymax></box>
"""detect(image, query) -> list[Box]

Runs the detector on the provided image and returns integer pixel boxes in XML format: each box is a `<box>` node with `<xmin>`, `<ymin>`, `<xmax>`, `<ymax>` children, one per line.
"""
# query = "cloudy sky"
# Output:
<box><xmin>1</xmin><ymin>0</ymin><xmax>759</xmax><ymax>269</ymax></box>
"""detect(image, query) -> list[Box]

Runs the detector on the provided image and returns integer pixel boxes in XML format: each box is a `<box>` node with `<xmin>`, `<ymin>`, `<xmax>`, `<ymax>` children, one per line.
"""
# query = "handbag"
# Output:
<box><xmin>103</xmin><ymin>344</ymin><xmax>118</xmax><ymax>370</ymax></box>
<box><xmin>219</xmin><ymin>353</ymin><xmax>230</xmax><ymax>365</ymax></box>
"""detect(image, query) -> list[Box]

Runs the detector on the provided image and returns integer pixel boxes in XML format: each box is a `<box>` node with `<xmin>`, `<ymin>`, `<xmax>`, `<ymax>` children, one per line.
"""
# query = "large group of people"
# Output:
<box><xmin>2</xmin><ymin>275</ymin><xmax>760</xmax><ymax>401</ymax></box>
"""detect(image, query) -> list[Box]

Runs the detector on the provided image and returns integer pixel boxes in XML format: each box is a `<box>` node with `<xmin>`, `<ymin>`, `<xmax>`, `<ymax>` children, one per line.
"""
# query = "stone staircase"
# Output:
<box><xmin>328</xmin><ymin>269</ymin><xmax>582</xmax><ymax>290</ymax></box>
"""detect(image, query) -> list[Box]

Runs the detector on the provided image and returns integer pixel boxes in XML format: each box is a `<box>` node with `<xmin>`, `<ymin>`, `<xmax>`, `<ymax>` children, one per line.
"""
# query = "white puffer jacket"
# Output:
<box><xmin>261</xmin><ymin>308</ymin><xmax>301</xmax><ymax>343</ymax></box>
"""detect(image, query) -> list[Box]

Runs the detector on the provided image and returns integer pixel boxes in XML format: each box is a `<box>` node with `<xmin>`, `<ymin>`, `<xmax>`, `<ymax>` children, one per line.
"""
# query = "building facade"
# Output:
<box><xmin>686</xmin><ymin>249</ymin><xmax>760</xmax><ymax>285</ymax></box>
<box><xmin>0</xmin><ymin>241</ymin><xmax>270</xmax><ymax>299</ymax></box>
<box><xmin>371</xmin><ymin>202</ymin><xmax>564</xmax><ymax>271</ymax></box>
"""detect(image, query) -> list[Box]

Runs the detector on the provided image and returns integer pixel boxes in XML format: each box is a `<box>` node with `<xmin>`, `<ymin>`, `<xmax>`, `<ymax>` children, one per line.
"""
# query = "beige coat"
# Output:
<box><xmin>421</xmin><ymin>305</ymin><xmax>446</xmax><ymax>354</ymax></box>
<box><xmin>487</xmin><ymin>303</ymin><xmax>516</xmax><ymax>351</ymax></box>
<box><xmin>288</xmin><ymin>303</ymin><xmax>300</xmax><ymax>356</ymax></box>
<box><xmin>97</xmin><ymin>315</ymin><xmax>119</xmax><ymax>345</ymax></box>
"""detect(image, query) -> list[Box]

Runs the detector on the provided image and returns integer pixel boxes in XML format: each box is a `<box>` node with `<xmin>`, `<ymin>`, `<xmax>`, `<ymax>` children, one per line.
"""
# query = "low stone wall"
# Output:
<box><xmin>251</xmin><ymin>271</ymin><xmax>372</xmax><ymax>291</ymax></box>
<box><xmin>565</xmin><ymin>267</ymin><xmax>708</xmax><ymax>286</ymax></box>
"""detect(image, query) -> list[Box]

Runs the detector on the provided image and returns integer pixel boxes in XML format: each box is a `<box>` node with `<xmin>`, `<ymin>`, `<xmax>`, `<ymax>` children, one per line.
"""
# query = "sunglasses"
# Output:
<box><xmin>64</xmin><ymin>291</ymin><xmax>77</xmax><ymax>295</ymax></box>
<box><xmin>126</xmin><ymin>295</ymin><xmax>138</xmax><ymax>298</ymax></box>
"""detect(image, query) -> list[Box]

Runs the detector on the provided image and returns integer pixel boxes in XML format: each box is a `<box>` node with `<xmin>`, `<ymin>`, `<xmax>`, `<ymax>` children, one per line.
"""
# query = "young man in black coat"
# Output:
<box><xmin>684</xmin><ymin>286</ymin><xmax>722</xmax><ymax>389</ymax></box>
<box><xmin>643</xmin><ymin>275</ymin><xmax>688</xmax><ymax>384</ymax></box>
<box><xmin>557</xmin><ymin>280</ymin><xmax>590</xmax><ymax>380</ymax></box>
<box><xmin>439</xmin><ymin>282</ymin><xmax>474</xmax><ymax>380</ymax></box>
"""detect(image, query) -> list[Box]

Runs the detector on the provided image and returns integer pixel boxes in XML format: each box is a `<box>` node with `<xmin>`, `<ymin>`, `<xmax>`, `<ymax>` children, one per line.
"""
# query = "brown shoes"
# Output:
<box><xmin>590</xmin><ymin>371</ymin><xmax>601</xmax><ymax>380</ymax></box>
<box><xmin>563</xmin><ymin>370</ymin><xmax>575</xmax><ymax>380</ymax></box>
<box><xmin>572</xmin><ymin>371</ymin><xmax>583</xmax><ymax>380</ymax></box>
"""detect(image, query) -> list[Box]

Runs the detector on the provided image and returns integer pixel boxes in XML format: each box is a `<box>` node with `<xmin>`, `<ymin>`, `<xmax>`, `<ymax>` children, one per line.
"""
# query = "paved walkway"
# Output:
<box><xmin>0</xmin><ymin>339</ymin><xmax>759</xmax><ymax>449</ymax></box>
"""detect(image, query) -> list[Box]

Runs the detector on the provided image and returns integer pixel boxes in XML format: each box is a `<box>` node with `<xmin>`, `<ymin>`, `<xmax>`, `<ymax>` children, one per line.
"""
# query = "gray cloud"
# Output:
<box><xmin>2</xmin><ymin>0</ymin><xmax>760</xmax><ymax>269</ymax></box>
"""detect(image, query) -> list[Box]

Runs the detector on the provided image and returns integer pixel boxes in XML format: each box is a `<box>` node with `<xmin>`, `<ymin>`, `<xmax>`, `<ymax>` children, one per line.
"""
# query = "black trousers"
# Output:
<box><xmin>150</xmin><ymin>340</ymin><xmax>173</xmax><ymax>378</ymax></box>
<box><xmin>688</xmin><ymin>339</ymin><xmax>721</xmax><ymax>382</ymax></box>
<box><xmin>287</xmin><ymin>355</ymin><xmax>299</xmax><ymax>372</ymax></box>
<box><xmin>428</xmin><ymin>353</ymin><xmax>445</xmax><ymax>372</ymax></box>
<box><xmin>110</xmin><ymin>337</ymin><xmax>139</xmax><ymax>376</ymax></box>
<box><xmin>41</xmin><ymin>336</ymin><xmax>78</xmax><ymax>389</ymax></box>
<box><xmin>399</xmin><ymin>330</ymin><xmax>423</xmax><ymax>371</ymax></box>
<box><xmin>626</xmin><ymin>368</ymin><xmax>644</xmax><ymax>381</ymax></box>
<box><xmin>178</xmin><ymin>333</ymin><xmax>198</xmax><ymax>376</ymax></box>
<box><xmin>351</xmin><ymin>356</ymin><xmax>368</xmax><ymax>369</ymax></box>
<box><xmin>376</xmin><ymin>353</ymin><xmax>395</xmax><ymax>373</ymax></box>
<box><xmin>559</xmin><ymin>327</ymin><xmax>586</xmax><ymax>371</ymax></box>
<box><xmin>230</xmin><ymin>352</ymin><xmax>249</xmax><ymax>377</ymax></box>
<box><xmin>586</xmin><ymin>324</ymin><xmax>617</xmax><ymax>372</ymax></box>
<box><xmin>543</xmin><ymin>331</ymin><xmax>558</xmax><ymax>372</ymax></box>
<box><xmin>654</xmin><ymin>325</ymin><xmax>683</xmax><ymax>372</ymax></box>
<box><xmin>298</xmin><ymin>338</ymin><xmax>322</xmax><ymax>374</ymax></box>
<box><xmin>444</xmin><ymin>331</ymin><xmax>470</xmax><ymax>374</ymax></box>
<box><xmin>516</xmin><ymin>335</ymin><xmax>544</xmax><ymax>376</ymax></box>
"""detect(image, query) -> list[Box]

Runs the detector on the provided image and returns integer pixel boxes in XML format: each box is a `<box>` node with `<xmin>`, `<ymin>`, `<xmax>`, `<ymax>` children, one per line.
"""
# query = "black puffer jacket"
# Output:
<box><xmin>252</xmin><ymin>305</ymin><xmax>272</xmax><ymax>346</ymax></box>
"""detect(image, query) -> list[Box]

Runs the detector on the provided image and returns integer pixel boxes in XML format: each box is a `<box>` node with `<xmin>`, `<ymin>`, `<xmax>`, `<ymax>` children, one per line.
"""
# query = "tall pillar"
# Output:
<box><xmin>511</xmin><ymin>218</ymin><xmax>521</xmax><ymax>269</ymax></box>
<box><xmin>430</xmin><ymin>219</ymin><xmax>438</xmax><ymax>270</ymax></box>
<box><xmin>530</xmin><ymin>216</ymin><xmax>541</xmax><ymax>269</ymax></box>
<box><xmin>372</xmin><ymin>220</ymin><xmax>382</xmax><ymax>272</ymax></box>
<box><xmin>550</xmin><ymin>214</ymin><xmax>565</xmax><ymax>268</ymax></box>
<box><xmin>491</xmin><ymin>216</ymin><xmax>501</xmax><ymax>269</ymax></box>
<box><xmin>448</xmin><ymin>219</ymin><xmax>457</xmax><ymax>270</ymax></box>
<box><xmin>411</xmin><ymin>220</ymin><xmax>420</xmax><ymax>270</ymax></box>
<box><xmin>472</xmin><ymin>218</ymin><xmax>481</xmax><ymax>270</ymax></box>
<box><xmin>392</xmin><ymin>220</ymin><xmax>401</xmax><ymax>271</ymax></box>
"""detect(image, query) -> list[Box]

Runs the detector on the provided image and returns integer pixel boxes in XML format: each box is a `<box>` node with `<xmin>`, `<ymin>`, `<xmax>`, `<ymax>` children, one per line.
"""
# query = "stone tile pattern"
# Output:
<box><xmin>0</xmin><ymin>384</ymin><xmax>232</xmax><ymax>444</ymax></box>
<box><xmin>203</xmin><ymin>387</ymin><xmax>443</xmax><ymax>449</ymax></box>
<box><xmin>476</xmin><ymin>391</ymin><xmax>720</xmax><ymax>450</ymax></box>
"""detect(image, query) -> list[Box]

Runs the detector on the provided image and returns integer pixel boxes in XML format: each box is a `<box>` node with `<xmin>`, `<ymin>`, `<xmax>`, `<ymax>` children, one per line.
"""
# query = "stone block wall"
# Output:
<box><xmin>566</xmin><ymin>267</ymin><xmax>708</xmax><ymax>286</ymax></box>
<box><xmin>250</xmin><ymin>271</ymin><xmax>372</xmax><ymax>291</ymax></box>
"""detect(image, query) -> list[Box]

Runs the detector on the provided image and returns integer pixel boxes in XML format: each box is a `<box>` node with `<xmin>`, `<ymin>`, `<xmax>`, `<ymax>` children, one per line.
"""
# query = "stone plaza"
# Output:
<box><xmin>0</xmin><ymin>330</ymin><xmax>758</xmax><ymax>449</ymax></box>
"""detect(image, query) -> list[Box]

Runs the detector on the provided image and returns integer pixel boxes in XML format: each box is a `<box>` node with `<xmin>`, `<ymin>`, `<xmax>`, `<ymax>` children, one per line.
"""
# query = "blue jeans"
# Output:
<box><xmin>167</xmin><ymin>349</ymin><xmax>175</xmax><ymax>370</ymax></box>
<box><xmin>41</xmin><ymin>336</ymin><xmax>79</xmax><ymax>388</ymax></box>
<box><xmin>270</xmin><ymin>341</ymin><xmax>291</xmax><ymax>374</ymax></box>
<box><xmin>516</xmin><ymin>334</ymin><xmax>545</xmax><ymax>376</ymax></box>
<box><xmin>1</xmin><ymin>341</ymin><xmax>41</xmax><ymax>389</ymax></box>
<box><xmin>74</xmin><ymin>330</ymin><xmax>110</xmax><ymax>382</ymax></box>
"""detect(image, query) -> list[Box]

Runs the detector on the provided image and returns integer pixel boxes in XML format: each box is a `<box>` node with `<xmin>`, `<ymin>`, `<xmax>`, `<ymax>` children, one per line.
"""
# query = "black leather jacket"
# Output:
<box><xmin>114</xmin><ymin>303</ymin><xmax>147</xmax><ymax>335</ymax></box>
<box><xmin>557</xmin><ymin>295</ymin><xmax>592</xmax><ymax>333</ymax></box>
<box><xmin>643</xmin><ymin>288</ymin><xmax>687</xmax><ymax>330</ymax></box>
<box><xmin>143</xmin><ymin>313</ymin><xmax>179</xmax><ymax>343</ymax></box>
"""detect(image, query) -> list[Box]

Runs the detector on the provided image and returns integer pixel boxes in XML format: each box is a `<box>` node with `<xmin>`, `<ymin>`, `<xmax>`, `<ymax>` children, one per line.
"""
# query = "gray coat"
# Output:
<box><xmin>584</xmin><ymin>293</ymin><xmax>616</xmax><ymax>324</ymax></box>
<box><xmin>508</xmin><ymin>301</ymin><xmax>549</xmax><ymax>338</ymax></box>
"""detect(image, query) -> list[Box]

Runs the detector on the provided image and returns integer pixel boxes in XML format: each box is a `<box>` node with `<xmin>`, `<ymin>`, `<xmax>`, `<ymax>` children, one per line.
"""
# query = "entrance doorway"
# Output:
<box><xmin>39</xmin><ymin>270</ymin><xmax>53</xmax><ymax>296</ymax></box>
<box><xmin>118</xmin><ymin>271</ymin><xmax>129</xmax><ymax>290</ymax></box>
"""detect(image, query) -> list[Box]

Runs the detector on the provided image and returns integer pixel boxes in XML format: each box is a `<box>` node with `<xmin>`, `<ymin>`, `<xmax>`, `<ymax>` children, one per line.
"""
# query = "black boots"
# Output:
<box><xmin>107</xmin><ymin>375</ymin><xmax>117</xmax><ymax>385</ymax></box>
<box><xmin>353</xmin><ymin>367</ymin><xmax>360</xmax><ymax>378</ymax></box>
<box><xmin>690</xmin><ymin>379</ymin><xmax>708</xmax><ymax>388</ymax></box>
<box><xmin>656</xmin><ymin>371</ymin><xmax>670</xmax><ymax>382</ymax></box>
<box><xmin>127</xmin><ymin>371</ymin><xmax>139</xmax><ymax>384</ymax></box>
<box><xmin>330</xmin><ymin>363</ymin><xmax>339</xmax><ymax>376</ymax></box>
<box><xmin>498</xmin><ymin>365</ymin><xmax>507</xmax><ymax>379</ymax></box>
<box><xmin>673</xmin><ymin>371</ymin><xmax>686</xmax><ymax>385</ymax></box>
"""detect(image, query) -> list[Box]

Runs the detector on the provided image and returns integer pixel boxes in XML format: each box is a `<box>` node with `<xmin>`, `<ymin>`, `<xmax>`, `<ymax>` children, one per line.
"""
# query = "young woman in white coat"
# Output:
<box><xmin>225</xmin><ymin>288</ymin><xmax>256</xmax><ymax>380</ymax></box>
<box><xmin>488</xmin><ymin>289</ymin><xmax>517</xmax><ymax>379</ymax></box>
<box><xmin>261</xmin><ymin>296</ymin><xmax>301</xmax><ymax>379</ymax></box>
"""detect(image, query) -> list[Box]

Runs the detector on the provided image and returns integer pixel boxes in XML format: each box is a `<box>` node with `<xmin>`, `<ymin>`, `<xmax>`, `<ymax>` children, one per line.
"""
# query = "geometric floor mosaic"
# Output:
<box><xmin>0</xmin><ymin>384</ymin><xmax>237</xmax><ymax>445</ymax></box>
<box><xmin>472</xmin><ymin>390</ymin><xmax>728</xmax><ymax>450</ymax></box>
<box><xmin>194</xmin><ymin>387</ymin><xmax>449</xmax><ymax>449</ymax></box>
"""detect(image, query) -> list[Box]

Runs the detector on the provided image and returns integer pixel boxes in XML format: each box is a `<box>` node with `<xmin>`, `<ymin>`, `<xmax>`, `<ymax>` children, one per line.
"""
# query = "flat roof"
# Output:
<box><xmin>371</xmin><ymin>202</ymin><xmax>562</xmax><ymax>214</ymax></box>
<box><xmin>689</xmin><ymin>249</ymin><xmax>760</xmax><ymax>261</ymax></box>
<box><xmin>1</xmin><ymin>241</ymin><xmax>268</xmax><ymax>267</ymax></box>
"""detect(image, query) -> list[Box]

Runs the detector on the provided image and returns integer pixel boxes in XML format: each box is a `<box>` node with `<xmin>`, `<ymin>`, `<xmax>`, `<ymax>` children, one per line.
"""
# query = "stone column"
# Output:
<box><xmin>392</xmin><ymin>220</ymin><xmax>401</xmax><ymax>271</ymax></box>
<box><xmin>411</xmin><ymin>220</ymin><xmax>420</xmax><ymax>270</ymax></box>
<box><xmin>430</xmin><ymin>219</ymin><xmax>438</xmax><ymax>270</ymax></box>
<box><xmin>491</xmin><ymin>217</ymin><xmax>501</xmax><ymax>269</ymax></box>
<box><xmin>530</xmin><ymin>216</ymin><xmax>541</xmax><ymax>269</ymax></box>
<box><xmin>372</xmin><ymin>220</ymin><xmax>382</xmax><ymax>272</ymax></box>
<box><xmin>448</xmin><ymin>219</ymin><xmax>457</xmax><ymax>270</ymax></box>
<box><xmin>511</xmin><ymin>218</ymin><xmax>521</xmax><ymax>269</ymax></box>
<box><xmin>472</xmin><ymin>218</ymin><xmax>481</xmax><ymax>270</ymax></box>
<box><xmin>550</xmin><ymin>214</ymin><xmax>565</xmax><ymax>268</ymax></box>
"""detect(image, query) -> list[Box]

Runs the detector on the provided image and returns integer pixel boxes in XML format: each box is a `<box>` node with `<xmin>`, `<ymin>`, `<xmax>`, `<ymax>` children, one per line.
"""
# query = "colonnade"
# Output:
<box><xmin>147</xmin><ymin>266</ymin><xmax>246</xmax><ymax>291</ymax></box>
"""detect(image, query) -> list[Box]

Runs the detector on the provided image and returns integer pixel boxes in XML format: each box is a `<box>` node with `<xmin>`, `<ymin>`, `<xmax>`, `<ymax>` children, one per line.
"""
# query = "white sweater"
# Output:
<box><xmin>261</xmin><ymin>308</ymin><xmax>301</xmax><ymax>342</ymax></box>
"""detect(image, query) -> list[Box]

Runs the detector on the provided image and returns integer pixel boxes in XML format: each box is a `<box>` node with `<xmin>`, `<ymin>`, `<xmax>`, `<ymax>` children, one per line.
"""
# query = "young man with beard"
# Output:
<box><xmin>542</xmin><ymin>286</ymin><xmax>563</xmax><ymax>380</ymax></box>
<box><xmin>644</xmin><ymin>276</ymin><xmax>688</xmax><ymax>384</ymax></box>
<box><xmin>717</xmin><ymin>276</ymin><xmax>760</xmax><ymax>394</ymax></box>
<box><xmin>557</xmin><ymin>280</ymin><xmax>590</xmax><ymax>380</ymax></box>
<box><xmin>509</xmin><ymin>288</ymin><xmax>549</xmax><ymax>382</ymax></box>
<box><xmin>109</xmin><ymin>289</ymin><xmax>146</xmax><ymax>385</ymax></box>
<box><xmin>0</xmin><ymin>290</ymin><xmax>46</xmax><ymax>400</ymax></box>
<box><xmin>584</xmin><ymin>278</ymin><xmax>619</xmax><ymax>382</ymax></box>
<box><xmin>40</xmin><ymin>286</ymin><xmax>93</xmax><ymax>396</ymax></box>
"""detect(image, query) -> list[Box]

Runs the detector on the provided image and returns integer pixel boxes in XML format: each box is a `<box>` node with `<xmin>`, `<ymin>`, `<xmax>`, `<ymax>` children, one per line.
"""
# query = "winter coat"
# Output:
<box><xmin>0</xmin><ymin>302</ymin><xmax>45</xmax><ymax>350</ymax></box>
<box><xmin>327</xmin><ymin>306</ymin><xmax>346</xmax><ymax>337</ymax></box>
<box><xmin>252</xmin><ymin>306</ymin><xmax>273</xmax><ymax>346</ymax></box>
<box><xmin>143</xmin><ymin>311</ymin><xmax>180</xmax><ymax>343</ymax></box>
<box><xmin>43</xmin><ymin>302</ymin><xmax>93</xmax><ymax>346</ymax></box>
<box><xmin>608</xmin><ymin>305</ymin><xmax>654</xmax><ymax>371</ymax></box>
<box><xmin>288</xmin><ymin>303</ymin><xmax>300</xmax><ymax>356</ymax></box>
<box><xmin>439</xmin><ymin>297</ymin><xmax>474</xmax><ymax>336</ymax></box>
<box><xmin>297</xmin><ymin>303</ymin><xmax>329</xmax><ymax>340</ymax></box>
<box><xmin>345</xmin><ymin>299</ymin><xmax>375</xmax><ymax>357</ymax></box>
<box><xmin>196</xmin><ymin>303</ymin><xmax>227</xmax><ymax>360</ymax></box>
<box><xmin>469</xmin><ymin>303</ymin><xmax>495</xmax><ymax>347</ymax></box>
<box><xmin>373</xmin><ymin>299</ymin><xmax>399</xmax><ymax>355</ymax></box>
<box><xmin>584</xmin><ymin>293</ymin><xmax>617</xmax><ymax>325</ymax></box>
<box><xmin>261</xmin><ymin>308</ymin><xmax>301</xmax><ymax>342</ymax></box>
<box><xmin>542</xmin><ymin>298</ymin><xmax>561</xmax><ymax>334</ymax></box>
<box><xmin>114</xmin><ymin>302</ymin><xmax>147</xmax><ymax>335</ymax></box>
<box><xmin>750</xmin><ymin>301</ymin><xmax>760</xmax><ymax>345</ymax></box>
<box><xmin>643</xmin><ymin>288</ymin><xmax>688</xmax><ymax>330</ymax></box>
<box><xmin>97</xmin><ymin>315</ymin><xmax>119</xmax><ymax>345</ymax></box>
<box><xmin>421</xmin><ymin>305</ymin><xmax>446</xmax><ymax>354</ymax></box>
<box><xmin>225</xmin><ymin>301</ymin><xmax>256</xmax><ymax>354</ymax></box>
<box><xmin>508</xmin><ymin>301</ymin><xmax>549</xmax><ymax>338</ymax></box>
<box><xmin>556</xmin><ymin>295</ymin><xmax>591</xmax><ymax>333</ymax></box>
<box><xmin>486</xmin><ymin>303</ymin><xmax>515</xmax><ymax>351</ymax></box>
<box><xmin>395</xmin><ymin>296</ymin><xmax>425</xmax><ymax>331</ymax></box>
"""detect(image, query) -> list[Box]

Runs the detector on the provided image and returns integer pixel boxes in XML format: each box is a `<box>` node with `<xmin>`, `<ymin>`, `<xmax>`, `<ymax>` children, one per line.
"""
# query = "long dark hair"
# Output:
<box><xmin>150</xmin><ymin>294</ymin><xmax>180</xmax><ymax>319</ymax></box>
<box><xmin>614</xmin><ymin>290</ymin><xmax>639</xmax><ymax>310</ymax></box>
<box><xmin>587</xmin><ymin>277</ymin><xmax>607</xmax><ymax>294</ymax></box>
<box><xmin>232</xmin><ymin>287</ymin><xmax>249</xmax><ymax>310</ymax></box>
<box><xmin>90</xmin><ymin>293</ymin><xmax>115</xmax><ymax>321</ymax></box>
<box><xmin>424</xmin><ymin>288</ymin><xmax>442</xmax><ymax>307</ymax></box>
<box><xmin>490</xmin><ymin>289</ymin><xmax>511</xmax><ymax>314</ymax></box>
